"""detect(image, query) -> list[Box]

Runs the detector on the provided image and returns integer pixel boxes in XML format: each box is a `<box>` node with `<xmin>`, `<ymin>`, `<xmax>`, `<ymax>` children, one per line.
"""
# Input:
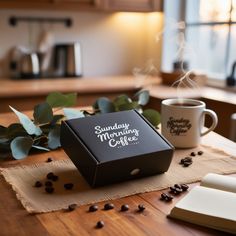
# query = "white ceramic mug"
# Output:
<box><xmin>161</xmin><ymin>98</ymin><xmax>218</xmax><ymax>148</ymax></box>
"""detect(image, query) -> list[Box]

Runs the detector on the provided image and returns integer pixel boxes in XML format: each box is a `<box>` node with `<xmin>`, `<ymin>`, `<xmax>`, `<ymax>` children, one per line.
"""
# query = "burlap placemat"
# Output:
<box><xmin>1</xmin><ymin>144</ymin><xmax>236</xmax><ymax>213</ymax></box>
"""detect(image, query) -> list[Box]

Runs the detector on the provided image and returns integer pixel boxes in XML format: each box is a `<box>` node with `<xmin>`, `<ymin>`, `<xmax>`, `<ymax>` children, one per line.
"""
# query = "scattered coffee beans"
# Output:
<box><xmin>138</xmin><ymin>204</ymin><xmax>145</xmax><ymax>212</ymax></box>
<box><xmin>161</xmin><ymin>183</ymin><xmax>189</xmax><ymax>203</ymax></box>
<box><xmin>34</xmin><ymin>181</ymin><xmax>42</xmax><ymax>188</ymax></box>
<box><xmin>64</xmin><ymin>183</ymin><xmax>74</xmax><ymax>190</ymax></box>
<box><xmin>45</xmin><ymin>186</ymin><xmax>54</xmax><ymax>194</ymax></box>
<box><xmin>68</xmin><ymin>203</ymin><xmax>77</xmax><ymax>211</ymax></box>
<box><xmin>89</xmin><ymin>205</ymin><xmax>98</xmax><ymax>212</ymax></box>
<box><xmin>96</xmin><ymin>220</ymin><xmax>104</xmax><ymax>228</ymax></box>
<box><xmin>121</xmin><ymin>204</ymin><xmax>129</xmax><ymax>211</ymax></box>
<box><xmin>198</xmin><ymin>151</ymin><xmax>203</xmax><ymax>155</ymax></box>
<box><xmin>104</xmin><ymin>203</ymin><xmax>114</xmax><ymax>210</ymax></box>
<box><xmin>45</xmin><ymin>181</ymin><xmax>53</xmax><ymax>187</ymax></box>
<box><xmin>46</xmin><ymin>157</ymin><xmax>53</xmax><ymax>162</ymax></box>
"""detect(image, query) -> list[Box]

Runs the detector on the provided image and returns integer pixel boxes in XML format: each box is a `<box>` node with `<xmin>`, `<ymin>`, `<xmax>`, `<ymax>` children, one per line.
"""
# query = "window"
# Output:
<box><xmin>162</xmin><ymin>0</ymin><xmax>236</xmax><ymax>81</ymax></box>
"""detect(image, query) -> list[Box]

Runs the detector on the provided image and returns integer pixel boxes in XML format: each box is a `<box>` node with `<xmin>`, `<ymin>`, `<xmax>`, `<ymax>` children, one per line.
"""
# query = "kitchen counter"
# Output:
<box><xmin>1</xmin><ymin>75</ymin><xmax>236</xmax><ymax>139</ymax></box>
<box><xmin>0</xmin><ymin>76</ymin><xmax>155</xmax><ymax>98</ymax></box>
<box><xmin>0</xmin><ymin>76</ymin><xmax>159</xmax><ymax>113</ymax></box>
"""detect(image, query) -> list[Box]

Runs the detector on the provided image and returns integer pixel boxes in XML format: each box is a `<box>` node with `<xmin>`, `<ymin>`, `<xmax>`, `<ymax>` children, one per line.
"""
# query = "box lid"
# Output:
<box><xmin>65</xmin><ymin>110</ymin><xmax>171</xmax><ymax>163</ymax></box>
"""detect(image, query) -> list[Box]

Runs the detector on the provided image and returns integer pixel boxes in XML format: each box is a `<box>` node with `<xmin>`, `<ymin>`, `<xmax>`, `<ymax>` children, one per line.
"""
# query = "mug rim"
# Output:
<box><xmin>162</xmin><ymin>98</ymin><xmax>205</xmax><ymax>108</ymax></box>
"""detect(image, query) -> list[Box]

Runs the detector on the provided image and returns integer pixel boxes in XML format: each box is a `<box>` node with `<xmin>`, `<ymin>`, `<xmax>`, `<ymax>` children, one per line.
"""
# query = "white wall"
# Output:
<box><xmin>0</xmin><ymin>10</ymin><xmax>163</xmax><ymax>78</ymax></box>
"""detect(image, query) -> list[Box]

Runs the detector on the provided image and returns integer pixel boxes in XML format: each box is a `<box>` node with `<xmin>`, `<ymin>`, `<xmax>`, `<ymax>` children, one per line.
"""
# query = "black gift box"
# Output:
<box><xmin>60</xmin><ymin>110</ymin><xmax>174</xmax><ymax>187</ymax></box>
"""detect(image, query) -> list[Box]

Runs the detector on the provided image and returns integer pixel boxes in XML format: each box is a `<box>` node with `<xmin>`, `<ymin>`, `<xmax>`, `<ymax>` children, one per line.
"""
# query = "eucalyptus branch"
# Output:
<box><xmin>0</xmin><ymin>90</ymin><xmax>160</xmax><ymax>160</ymax></box>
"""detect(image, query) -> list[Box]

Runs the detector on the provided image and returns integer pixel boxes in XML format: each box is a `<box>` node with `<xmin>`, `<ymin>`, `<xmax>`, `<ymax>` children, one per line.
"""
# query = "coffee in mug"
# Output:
<box><xmin>161</xmin><ymin>98</ymin><xmax>218</xmax><ymax>148</ymax></box>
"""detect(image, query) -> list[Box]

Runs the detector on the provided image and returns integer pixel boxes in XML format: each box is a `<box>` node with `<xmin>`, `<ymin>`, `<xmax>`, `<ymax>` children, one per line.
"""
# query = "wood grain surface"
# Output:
<box><xmin>0</xmin><ymin>111</ymin><xmax>235</xmax><ymax>236</ymax></box>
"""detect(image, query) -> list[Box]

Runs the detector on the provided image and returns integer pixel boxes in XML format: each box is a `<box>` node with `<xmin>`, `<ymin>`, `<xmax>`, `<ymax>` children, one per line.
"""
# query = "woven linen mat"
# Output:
<box><xmin>1</xmin><ymin>144</ymin><xmax>236</xmax><ymax>213</ymax></box>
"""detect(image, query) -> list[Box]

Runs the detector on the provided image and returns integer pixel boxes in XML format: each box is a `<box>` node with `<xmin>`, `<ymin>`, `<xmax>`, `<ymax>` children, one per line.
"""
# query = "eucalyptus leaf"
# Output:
<box><xmin>64</xmin><ymin>93</ymin><xmax>77</xmax><ymax>107</ymax></box>
<box><xmin>63</xmin><ymin>108</ymin><xmax>85</xmax><ymax>120</ymax></box>
<box><xmin>33</xmin><ymin>102</ymin><xmax>53</xmax><ymax>124</ymax></box>
<box><xmin>142</xmin><ymin>109</ymin><xmax>161</xmax><ymax>127</ymax></box>
<box><xmin>51</xmin><ymin>114</ymin><xmax>65</xmax><ymax>125</ymax></box>
<box><xmin>9</xmin><ymin>106</ymin><xmax>42</xmax><ymax>136</ymax></box>
<box><xmin>82</xmin><ymin>110</ymin><xmax>96</xmax><ymax>116</ymax></box>
<box><xmin>96</xmin><ymin>97</ymin><xmax>116</xmax><ymax>113</ymax></box>
<box><xmin>113</xmin><ymin>94</ymin><xmax>132</xmax><ymax>107</ymax></box>
<box><xmin>134</xmin><ymin>90</ymin><xmax>150</xmax><ymax>106</ymax></box>
<box><xmin>0</xmin><ymin>143</ymin><xmax>11</xmax><ymax>159</ymax></box>
<box><xmin>32</xmin><ymin>145</ymin><xmax>50</xmax><ymax>151</ymax></box>
<box><xmin>0</xmin><ymin>125</ymin><xmax>7</xmax><ymax>136</ymax></box>
<box><xmin>33</xmin><ymin>135</ymin><xmax>48</xmax><ymax>146</ymax></box>
<box><xmin>10</xmin><ymin>136</ymin><xmax>33</xmax><ymax>159</ymax></box>
<box><xmin>46</xmin><ymin>92</ymin><xmax>77</xmax><ymax>108</ymax></box>
<box><xmin>92</xmin><ymin>100</ymin><xmax>99</xmax><ymax>110</ymax></box>
<box><xmin>0</xmin><ymin>138</ymin><xmax>9</xmax><ymax>143</ymax></box>
<box><xmin>118</xmin><ymin>101</ymin><xmax>139</xmax><ymax>111</ymax></box>
<box><xmin>7</xmin><ymin>123</ymin><xmax>26</xmax><ymax>139</ymax></box>
<box><xmin>48</xmin><ymin>126</ymin><xmax>61</xmax><ymax>149</ymax></box>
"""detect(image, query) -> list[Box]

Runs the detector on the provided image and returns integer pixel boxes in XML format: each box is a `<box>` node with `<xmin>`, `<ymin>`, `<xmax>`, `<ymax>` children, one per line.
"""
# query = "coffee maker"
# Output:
<box><xmin>53</xmin><ymin>42</ymin><xmax>82</xmax><ymax>77</ymax></box>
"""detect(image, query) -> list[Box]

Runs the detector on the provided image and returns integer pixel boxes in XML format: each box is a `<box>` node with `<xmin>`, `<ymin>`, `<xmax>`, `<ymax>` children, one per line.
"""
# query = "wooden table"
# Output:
<box><xmin>0</xmin><ymin>111</ymin><xmax>236</xmax><ymax>236</ymax></box>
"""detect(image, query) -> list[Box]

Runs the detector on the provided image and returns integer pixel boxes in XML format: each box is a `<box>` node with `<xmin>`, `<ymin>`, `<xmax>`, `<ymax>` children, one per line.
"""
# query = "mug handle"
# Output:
<box><xmin>201</xmin><ymin>109</ymin><xmax>218</xmax><ymax>137</ymax></box>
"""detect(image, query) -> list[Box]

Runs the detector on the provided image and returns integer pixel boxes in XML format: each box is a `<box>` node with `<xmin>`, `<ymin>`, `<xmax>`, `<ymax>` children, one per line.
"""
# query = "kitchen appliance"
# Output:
<box><xmin>53</xmin><ymin>42</ymin><xmax>82</xmax><ymax>77</ymax></box>
<box><xmin>20</xmin><ymin>52</ymin><xmax>40</xmax><ymax>79</ymax></box>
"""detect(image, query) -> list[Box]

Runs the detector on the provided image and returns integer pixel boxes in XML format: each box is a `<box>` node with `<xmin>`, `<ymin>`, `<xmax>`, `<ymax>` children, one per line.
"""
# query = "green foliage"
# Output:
<box><xmin>142</xmin><ymin>109</ymin><xmax>161</xmax><ymax>127</ymax></box>
<box><xmin>46</xmin><ymin>92</ymin><xmax>77</xmax><ymax>108</ymax></box>
<box><xmin>0</xmin><ymin>90</ymin><xmax>160</xmax><ymax>160</ymax></box>
<box><xmin>10</xmin><ymin>136</ymin><xmax>33</xmax><ymax>160</ymax></box>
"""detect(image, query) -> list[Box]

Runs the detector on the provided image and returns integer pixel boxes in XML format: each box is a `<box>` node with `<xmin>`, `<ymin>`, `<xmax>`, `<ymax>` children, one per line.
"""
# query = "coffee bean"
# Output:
<box><xmin>183</xmin><ymin>162</ymin><xmax>192</xmax><ymax>167</ymax></box>
<box><xmin>175</xmin><ymin>188</ymin><xmax>183</xmax><ymax>194</ymax></box>
<box><xmin>96</xmin><ymin>220</ymin><xmax>104</xmax><ymax>228</ymax></box>
<box><xmin>104</xmin><ymin>203</ymin><xmax>114</xmax><ymax>210</ymax></box>
<box><xmin>68</xmin><ymin>203</ymin><xmax>77</xmax><ymax>211</ymax></box>
<box><xmin>160</xmin><ymin>192</ymin><xmax>168</xmax><ymax>200</ymax></box>
<box><xmin>46</xmin><ymin>157</ymin><xmax>53</xmax><ymax>162</ymax></box>
<box><xmin>51</xmin><ymin>175</ymin><xmax>59</xmax><ymax>181</ymax></box>
<box><xmin>198</xmin><ymin>151</ymin><xmax>203</xmax><ymax>155</ymax></box>
<box><xmin>138</xmin><ymin>204</ymin><xmax>145</xmax><ymax>212</ymax></box>
<box><xmin>174</xmin><ymin>184</ymin><xmax>182</xmax><ymax>189</ymax></box>
<box><xmin>46</xmin><ymin>172</ymin><xmax>55</xmax><ymax>180</ymax></box>
<box><xmin>34</xmin><ymin>181</ymin><xmax>42</xmax><ymax>188</ymax></box>
<box><xmin>169</xmin><ymin>186</ymin><xmax>176</xmax><ymax>193</ymax></box>
<box><xmin>180</xmin><ymin>157</ymin><xmax>192</xmax><ymax>166</ymax></box>
<box><xmin>89</xmin><ymin>205</ymin><xmax>98</xmax><ymax>212</ymax></box>
<box><xmin>121</xmin><ymin>204</ymin><xmax>129</xmax><ymax>211</ymax></box>
<box><xmin>45</xmin><ymin>186</ymin><xmax>54</xmax><ymax>193</ymax></box>
<box><xmin>45</xmin><ymin>181</ymin><xmax>53</xmax><ymax>187</ymax></box>
<box><xmin>181</xmin><ymin>184</ymin><xmax>189</xmax><ymax>191</ymax></box>
<box><xmin>64</xmin><ymin>183</ymin><xmax>74</xmax><ymax>190</ymax></box>
<box><xmin>184</xmin><ymin>157</ymin><xmax>192</xmax><ymax>162</ymax></box>
<box><xmin>190</xmin><ymin>152</ymin><xmax>196</xmax><ymax>156</ymax></box>
<box><xmin>166</xmin><ymin>195</ymin><xmax>173</xmax><ymax>202</ymax></box>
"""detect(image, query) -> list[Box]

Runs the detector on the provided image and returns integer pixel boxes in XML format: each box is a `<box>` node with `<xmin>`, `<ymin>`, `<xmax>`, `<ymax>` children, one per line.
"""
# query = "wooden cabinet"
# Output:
<box><xmin>0</xmin><ymin>0</ymin><xmax>163</xmax><ymax>11</ymax></box>
<box><xmin>0</xmin><ymin>0</ymin><xmax>98</xmax><ymax>11</ymax></box>
<box><xmin>98</xmin><ymin>0</ymin><xmax>163</xmax><ymax>12</ymax></box>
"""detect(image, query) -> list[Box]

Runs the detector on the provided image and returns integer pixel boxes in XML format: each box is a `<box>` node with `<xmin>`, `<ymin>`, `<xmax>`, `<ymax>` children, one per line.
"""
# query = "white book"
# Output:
<box><xmin>168</xmin><ymin>173</ymin><xmax>236</xmax><ymax>234</ymax></box>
